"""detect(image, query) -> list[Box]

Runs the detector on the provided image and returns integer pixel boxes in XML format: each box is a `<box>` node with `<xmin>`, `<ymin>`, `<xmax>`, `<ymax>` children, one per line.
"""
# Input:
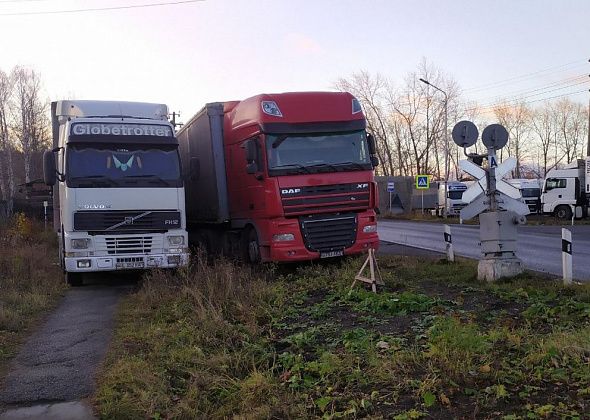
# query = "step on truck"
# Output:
<box><xmin>177</xmin><ymin>92</ymin><xmax>380</xmax><ymax>262</ymax></box>
<box><xmin>44</xmin><ymin>100</ymin><xmax>189</xmax><ymax>286</ymax></box>
<box><xmin>541</xmin><ymin>158</ymin><xmax>590</xmax><ymax>219</ymax></box>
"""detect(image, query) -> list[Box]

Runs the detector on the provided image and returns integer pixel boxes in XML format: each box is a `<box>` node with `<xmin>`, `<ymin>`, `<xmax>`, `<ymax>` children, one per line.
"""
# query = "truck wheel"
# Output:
<box><xmin>555</xmin><ymin>205</ymin><xmax>572</xmax><ymax>220</ymax></box>
<box><xmin>243</xmin><ymin>228</ymin><xmax>261</xmax><ymax>264</ymax></box>
<box><xmin>65</xmin><ymin>271</ymin><xmax>83</xmax><ymax>287</ymax></box>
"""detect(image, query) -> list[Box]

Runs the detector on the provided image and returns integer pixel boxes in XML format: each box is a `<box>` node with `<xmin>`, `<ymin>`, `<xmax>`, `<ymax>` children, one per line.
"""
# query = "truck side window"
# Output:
<box><xmin>545</xmin><ymin>178</ymin><xmax>566</xmax><ymax>191</ymax></box>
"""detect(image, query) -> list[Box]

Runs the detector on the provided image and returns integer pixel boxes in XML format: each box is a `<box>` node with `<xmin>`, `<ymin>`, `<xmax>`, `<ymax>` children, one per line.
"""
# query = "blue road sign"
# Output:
<box><xmin>387</xmin><ymin>181</ymin><xmax>395</xmax><ymax>192</ymax></box>
<box><xmin>416</xmin><ymin>175</ymin><xmax>430</xmax><ymax>189</ymax></box>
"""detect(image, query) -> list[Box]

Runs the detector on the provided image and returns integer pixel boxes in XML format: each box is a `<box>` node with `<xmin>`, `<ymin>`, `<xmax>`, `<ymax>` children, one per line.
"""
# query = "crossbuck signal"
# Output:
<box><xmin>451</xmin><ymin>121</ymin><xmax>529</xmax><ymax>282</ymax></box>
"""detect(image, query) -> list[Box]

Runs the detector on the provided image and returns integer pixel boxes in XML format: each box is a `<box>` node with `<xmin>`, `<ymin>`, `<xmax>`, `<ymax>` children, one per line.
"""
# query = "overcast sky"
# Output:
<box><xmin>0</xmin><ymin>0</ymin><xmax>588</xmax><ymax>121</ymax></box>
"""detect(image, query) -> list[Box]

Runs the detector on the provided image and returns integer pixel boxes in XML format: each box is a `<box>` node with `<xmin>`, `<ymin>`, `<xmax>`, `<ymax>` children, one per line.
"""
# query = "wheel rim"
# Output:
<box><xmin>248</xmin><ymin>240</ymin><xmax>259</xmax><ymax>262</ymax></box>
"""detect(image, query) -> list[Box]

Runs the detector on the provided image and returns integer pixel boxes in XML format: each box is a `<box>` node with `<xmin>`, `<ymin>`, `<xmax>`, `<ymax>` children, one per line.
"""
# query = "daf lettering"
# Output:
<box><xmin>281</xmin><ymin>188</ymin><xmax>301</xmax><ymax>195</ymax></box>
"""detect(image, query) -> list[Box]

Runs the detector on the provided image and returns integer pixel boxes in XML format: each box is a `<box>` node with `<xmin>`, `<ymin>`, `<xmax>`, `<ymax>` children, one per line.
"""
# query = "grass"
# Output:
<box><xmin>0</xmin><ymin>214</ymin><xmax>65</xmax><ymax>378</ymax></box>
<box><xmin>95</xmin><ymin>253</ymin><xmax>590</xmax><ymax>419</ymax></box>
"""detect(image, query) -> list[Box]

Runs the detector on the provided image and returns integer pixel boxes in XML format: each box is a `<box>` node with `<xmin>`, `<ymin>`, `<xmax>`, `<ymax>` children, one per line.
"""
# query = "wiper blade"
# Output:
<box><xmin>271</xmin><ymin>164</ymin><xmax>311</xmax><ymax>174</ymax></box>
<box><xmin>124</xmin><ymin>175</ymin><xmax>169</xmax><ymax>185</ymax></box>
<box><xmin>305</xmin><ymin>163</ymin><xmax>340</xmax><ymax>172</ymax></box>
<box><xmin>70</xmin><ymin>175</ymin><xmax>117</xmax><ymax>186</ymax></box>
<box><xmin>334</xmin><ymin>161</ymin><xmax>369</xmax><ymax>170</ymax></box>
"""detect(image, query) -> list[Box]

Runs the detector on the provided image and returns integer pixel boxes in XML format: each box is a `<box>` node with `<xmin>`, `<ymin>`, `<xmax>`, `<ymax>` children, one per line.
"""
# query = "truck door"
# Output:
<box><xmin>542</xmin><ymin>177</ymin><xmax>567</xmax><ymax>211</ymax></box>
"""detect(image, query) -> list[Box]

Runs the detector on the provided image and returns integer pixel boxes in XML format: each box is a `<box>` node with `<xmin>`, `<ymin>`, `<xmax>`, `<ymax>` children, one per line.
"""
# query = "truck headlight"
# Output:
<box><xmin>167</xmin><ymin>235</ymin><xmax>184</xmax><ymax>245</ymax></box>
<box><xmin>363</xmin><ymin>225</ymin><xmax>377</xmax><ymax>233</ymax></box>
<box><xmin>71</xmin><ymin>238</ymin><xmax>90</xmax><ymax>249</ymax></box>
<box><xmin>272</xmin><ymin>233</ymin><xmax>295</xmax><ymax>242</ymax></box>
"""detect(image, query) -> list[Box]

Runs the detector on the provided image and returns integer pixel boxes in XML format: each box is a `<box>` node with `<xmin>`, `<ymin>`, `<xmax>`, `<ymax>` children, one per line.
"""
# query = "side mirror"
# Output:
<box><xmin>43</xmin><ymin>150</ymin><xmax>56</xmax><ymax>186</ymax></box>
<box><xmin>367</xmin><ymin>133</ymin><xmax>377</xmax><ymax>155</ymax></box>
<box><xmin>367</xmin><ymin>133</ymin><xmax>379</xmax><ymax>167</ymax></box>
<box><xmin>190</xmin><ymin>157</ymin><xmax>200</xmax><ymax>180</ymax></box>
<box><xmin>245</xmin><ymin>139</ymin><xmax>258</xmax><ymax>163</ymax></box>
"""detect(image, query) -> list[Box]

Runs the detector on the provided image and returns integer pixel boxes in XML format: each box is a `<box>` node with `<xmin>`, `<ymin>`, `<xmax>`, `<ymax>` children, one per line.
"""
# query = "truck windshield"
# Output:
<box><xmin>521</xmin><ymin>188</ymin><xmax>540</xmax><ymax>198</ymax></box>
<box><xmin>67</xmin><ymin>144</ymin><xmax>182</xmax><ymax>188</ymax></box>
<box><xmin>447</xmin><ymin>191</ymin><xmax>464</xmax><ymax>200</ymax></box>
<box><xmin>265</xmin><ymin>131</ymin><xmax>372</xmax><ymax>176</ymax></box>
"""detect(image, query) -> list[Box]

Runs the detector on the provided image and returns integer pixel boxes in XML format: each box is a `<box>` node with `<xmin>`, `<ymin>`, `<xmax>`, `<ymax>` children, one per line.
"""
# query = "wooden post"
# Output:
<box><xmin>350</xmin><ymin>248</ymin><xmax>384</xmax><ymax>293</ymax></box>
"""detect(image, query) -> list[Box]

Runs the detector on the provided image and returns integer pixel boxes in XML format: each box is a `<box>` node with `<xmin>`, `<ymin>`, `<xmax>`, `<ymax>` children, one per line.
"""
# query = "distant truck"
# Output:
<box><xmin>508</xmin><ymin>178</ymin><xmax>541</xmax><ymax>214</ymax></box>
<box><xmin>43</xmin><ymin>100</ymin><xmax>189</xmax><ymax>286</ymax></box>
<box><xmin>540</xmin><ymin>158</ymin><xmax>590</xmax><ymax>219</ymax></box>
<box><xmin>434</xmin><ymin>181</ymin><xmax>467</xmax><ymax>216</ymax></box>
<box><xmin>177</xmin><ymin>92</ymin><xmax>380</xmax><ymax>262</ymax></box>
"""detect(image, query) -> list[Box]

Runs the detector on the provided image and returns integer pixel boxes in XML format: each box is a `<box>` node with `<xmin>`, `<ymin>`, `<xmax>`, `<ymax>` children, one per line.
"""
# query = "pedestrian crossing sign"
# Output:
<box><xmin>416</xmin><ymin>175</ymin><xmax>430</xmax><ymax>189</ymax></box>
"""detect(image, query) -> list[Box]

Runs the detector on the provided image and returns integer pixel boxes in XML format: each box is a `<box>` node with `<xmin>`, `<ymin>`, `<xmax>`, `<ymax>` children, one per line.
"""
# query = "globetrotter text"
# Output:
<box><xmin>71</xmin><ymin>123</ymin><xmax>173</xmax><ymax>137</ymax></box>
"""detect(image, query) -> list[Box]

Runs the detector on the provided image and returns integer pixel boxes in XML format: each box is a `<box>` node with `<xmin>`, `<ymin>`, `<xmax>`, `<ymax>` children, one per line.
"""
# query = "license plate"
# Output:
<box><xmin>320</xmin><ymin>250</ymin><xmax>344</xmax><ymax>259</ymax></box>
<box><xmin>116</xmin><ymin>262</ymin><xmax>145</xmax><ymax>269</ymax></box>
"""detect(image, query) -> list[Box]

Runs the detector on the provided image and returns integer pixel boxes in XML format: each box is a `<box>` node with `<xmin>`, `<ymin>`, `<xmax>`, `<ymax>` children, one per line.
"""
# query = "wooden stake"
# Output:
<box><xmin>350</xmin><ymin>248</ymin><xmax>384</xmax><ymax>293</ymax></box>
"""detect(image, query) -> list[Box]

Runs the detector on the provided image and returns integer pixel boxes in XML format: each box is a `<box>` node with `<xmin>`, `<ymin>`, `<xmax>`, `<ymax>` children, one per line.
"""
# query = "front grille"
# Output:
<box><xmin>281</xmin><ymin>183</ymin><xmax>370</xmax><ymax>215</ymax></box>
<box><xmin>299</xmin><ymin>214</ymin><xmax>357</xmax><ymax>252</ymax></box>
<box><xmin>105</xmin><ymin>236</ymin><xmax>153</xmax><ymax>255</ymax></box>
<box><xmin>74</xmin><ymin>210</ymin><xmax>180</xmax><ymax>232</ymax></box>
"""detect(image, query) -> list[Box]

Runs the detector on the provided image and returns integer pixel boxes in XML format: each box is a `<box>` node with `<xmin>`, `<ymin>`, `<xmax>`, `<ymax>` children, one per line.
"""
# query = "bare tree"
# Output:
<box><xmin>530</xmin><ymin>104</ymin><xmax>556</xmax><ymax>176</ymax></box>
<box><xmin>334</xmin><ymin>71</ymin><xmax>395</xmax><ymax>176</ymax></box>
<box><xmin>0</xmin><ymin>69</ymin><xmax>16</xmax><ymax>215</ymax></box>
<box><xmin>12</xmin><ymin>66</ymin><xmax>48</xmax><ymax>184</ymax></box>
<box><xmin>493</xmin><ymin>102</ymin><xmax>531</xmax><ymax>178</ymax></box>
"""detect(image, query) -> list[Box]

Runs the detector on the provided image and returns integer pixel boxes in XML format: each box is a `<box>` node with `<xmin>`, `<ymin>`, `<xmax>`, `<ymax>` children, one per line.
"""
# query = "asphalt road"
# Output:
<box><xmin>0</xmin><ymin>275</ymin><xmax>134</xmax><ymax>418</ymax></box>
<box><xmin>378</xmin><ymin>219</ymin><xmax>590</xmax><ymax>281</ymax></box>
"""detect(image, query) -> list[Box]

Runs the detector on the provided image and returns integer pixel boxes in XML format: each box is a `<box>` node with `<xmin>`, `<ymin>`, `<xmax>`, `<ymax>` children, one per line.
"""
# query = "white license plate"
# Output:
<box><xmin>320</xmin><ymin>250</ymin><xmax>344</xmax><ymax>259</ymax></box>
<box><xmin>116</xmin><ymin>262</ymin><xmax>145</xmax><ymax>269</ymax></box>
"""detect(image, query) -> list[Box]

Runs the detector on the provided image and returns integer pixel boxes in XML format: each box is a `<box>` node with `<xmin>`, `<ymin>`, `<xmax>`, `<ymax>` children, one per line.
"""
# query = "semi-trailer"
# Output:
<box><xmin>43</xmin><ymin>100</ymin><xmax>189</xmax><ymax>286</ymax></box>
<box><xmin>177</xmin><ymin>91</ymin><xmax>380</xmax><ymax>262</ymax></box>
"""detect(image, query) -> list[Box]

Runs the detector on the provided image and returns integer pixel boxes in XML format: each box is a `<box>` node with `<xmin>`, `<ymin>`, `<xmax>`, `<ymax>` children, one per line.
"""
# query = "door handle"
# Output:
<box><xmin>558</xmin><ymin>195</ymin><xmax>562</xmax><ymax>198</ymax></box>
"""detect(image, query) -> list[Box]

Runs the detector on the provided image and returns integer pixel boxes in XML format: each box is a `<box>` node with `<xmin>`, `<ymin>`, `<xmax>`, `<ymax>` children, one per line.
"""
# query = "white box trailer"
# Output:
<box><xmin>43</xmin><ymin>100</ymin><xmax>189</xmax><ymax>286</ymax></box>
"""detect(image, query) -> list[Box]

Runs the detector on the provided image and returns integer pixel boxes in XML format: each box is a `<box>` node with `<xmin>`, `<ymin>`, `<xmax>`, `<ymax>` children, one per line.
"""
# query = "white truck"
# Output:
<box><xmin>507</xmin><ymin>178</ymin><xmax>542</xmax><ymax>214</ymax></box>
<box><xmin>435</xmin><ymin>181</ymin><xmax>467</xmax><ymax>216</ymax></box>
<box><xmin>43</xmin><ymin>100</ymin><xmax>189</xmax><ymax>286</ymax></box>
<box><xmin>540</xmin><ymin>157</ymin><xmax>590</xmax><ymax>219</ymax></box>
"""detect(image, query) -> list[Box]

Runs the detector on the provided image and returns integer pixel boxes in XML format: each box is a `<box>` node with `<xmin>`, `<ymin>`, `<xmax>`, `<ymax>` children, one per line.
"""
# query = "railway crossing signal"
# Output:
<box><xmin>452</xmin><ymin>121</ymin><xmax>528</xmax><ymax>282</ymax></box>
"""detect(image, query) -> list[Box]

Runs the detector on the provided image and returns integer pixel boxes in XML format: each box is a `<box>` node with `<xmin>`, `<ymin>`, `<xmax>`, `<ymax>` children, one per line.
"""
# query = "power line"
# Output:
<box><xmin>466</xmin><ymin>88</ymin><xmax>589</xmax><ymax>114</ymax></box>
<box><xmin>475</xmin><ymin>77</ymin><xmax>590</xmax><ymax>109</ymax></box>
<box><xmin>473</xmin><ymin>74</ymin><xmax>589</xmax><ymax>106</ymax></box>
<box><xmin>462</xmin><ymin>59</ymin><xmax>586</xmax><ymax>92</ymax></box>
<box><xmin>0</xmin><ymin>0</ymin><xmax>204</xmax><ymax>15</ymax></box>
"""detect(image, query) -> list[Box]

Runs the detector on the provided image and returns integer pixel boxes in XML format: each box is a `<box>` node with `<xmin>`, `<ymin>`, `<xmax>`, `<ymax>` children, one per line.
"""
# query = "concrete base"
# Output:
<box><xmin>478</xmin><ymin>258</ymin><xmax>524</xmax><ymax>282</ymax></box>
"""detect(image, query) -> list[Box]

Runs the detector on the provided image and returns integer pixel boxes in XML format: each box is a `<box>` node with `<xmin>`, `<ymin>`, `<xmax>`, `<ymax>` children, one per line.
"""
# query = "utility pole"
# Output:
<box><xmin>170</xmin><ymin>111</ymin><xmax>183</xmax><ymax>130</ymax></box>
<box><xmin>419</xmin><ymin>78</ymin><xmax>449</xmax><ymax>218</ymax></box>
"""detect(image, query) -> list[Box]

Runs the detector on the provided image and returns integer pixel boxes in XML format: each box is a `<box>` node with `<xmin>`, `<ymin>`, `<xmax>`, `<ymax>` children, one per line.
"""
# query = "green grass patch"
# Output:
<box><xmin>95</xmin><ymin>254</ymin><xmax>590</xmax><ymax>419</ymax></box>
<box><xmin>0</xmin><ymin>214</ymin><xmax>65</xmax><ymax>379</ymax></box>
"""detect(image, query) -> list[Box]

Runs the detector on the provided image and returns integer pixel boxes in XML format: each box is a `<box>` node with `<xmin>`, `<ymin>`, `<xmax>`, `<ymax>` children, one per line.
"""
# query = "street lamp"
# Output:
<box><xmin>419</xmin><ymin>78</ymin><xmax>449</xmax><ymax>218</ymax></box>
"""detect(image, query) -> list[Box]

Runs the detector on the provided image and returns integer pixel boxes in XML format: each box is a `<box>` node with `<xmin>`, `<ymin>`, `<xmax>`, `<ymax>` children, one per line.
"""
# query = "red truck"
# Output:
<box><xmin>177</xmin><ymin>91</ymin><xmax>380</xmax><ymax>262</ymax></box>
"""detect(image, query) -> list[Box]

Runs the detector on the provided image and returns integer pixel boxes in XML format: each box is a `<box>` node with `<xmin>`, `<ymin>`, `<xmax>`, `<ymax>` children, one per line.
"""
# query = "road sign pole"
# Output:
<box><xmin>421</xmin><ymin>190</ymin><xmax>424</xmax><ymax>214</ymax></box>
<box><xmin>389</xmin><ymin>191</ymin><xmax>392</xmax><ymax>213</ymax></box>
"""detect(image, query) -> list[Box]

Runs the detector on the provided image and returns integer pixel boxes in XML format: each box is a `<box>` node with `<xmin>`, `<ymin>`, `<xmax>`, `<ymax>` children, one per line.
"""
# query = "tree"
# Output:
<box><xmin>493</xmin><ymin>102</ymin><xmax>531</xmax><ymax>178</ymax></box>
<box><xmin>12</xmin><ymin>66</ymin><xmax>49</xmax><ymax>184</ymax></box>
<box><xmin>0</xmin><ymin>69</ymin><xmax>15</xmax><ymax>215</ymax></box>
<box><xmin>530</xmin><ymin>104</ymin><xmax>556</xmax><ymax>176</ymax></box>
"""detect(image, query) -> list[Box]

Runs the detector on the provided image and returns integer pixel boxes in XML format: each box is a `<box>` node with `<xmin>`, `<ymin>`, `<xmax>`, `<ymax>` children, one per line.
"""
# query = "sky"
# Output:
<box><xmin>0</xmin><ymin>0</ymin><xmax>589</xmax><ymax>122</ymax></box>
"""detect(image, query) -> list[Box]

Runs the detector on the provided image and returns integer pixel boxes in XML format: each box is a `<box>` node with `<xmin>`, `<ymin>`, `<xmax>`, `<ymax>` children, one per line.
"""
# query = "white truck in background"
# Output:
<box><xmin>434</xmin><ymin>181</ymin><xmax>467</xmax><ymax>216</ymax></box>
<box><xmin>507</xmin><ymin>178</ymin><xmax>542</xmax><ymax>214</ymax></box>
<box><xmin>540</xmin><ymin>157</ymin><xmax>590</xmax><ymax>219</ymax></box>
<box><xmin>43</xmin><ymin>100</ymin><xmax>189</xmax><ymax>286</ymax></box>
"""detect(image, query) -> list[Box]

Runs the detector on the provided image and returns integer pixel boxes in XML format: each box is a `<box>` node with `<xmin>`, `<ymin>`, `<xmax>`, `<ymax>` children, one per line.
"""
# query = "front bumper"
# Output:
<box><xmin>64</xmin><ymin>252</ymin><xmax>189</xmax><ymax>272</ymax></box>
<box><xmin>264</xmin><ymin>213</ymin><xmax>379</xmax><ymax>262</ymax></box>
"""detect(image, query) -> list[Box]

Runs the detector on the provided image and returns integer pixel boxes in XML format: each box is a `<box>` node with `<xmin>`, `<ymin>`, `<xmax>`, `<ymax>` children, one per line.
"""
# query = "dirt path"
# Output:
<box><xmin>0</xmin><ymin>277</ymin><xmax>133</xmax><ymax>419</ymax></box>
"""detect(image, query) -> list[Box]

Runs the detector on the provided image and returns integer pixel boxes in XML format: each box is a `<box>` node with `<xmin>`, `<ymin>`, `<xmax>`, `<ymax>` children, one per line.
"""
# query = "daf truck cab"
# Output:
<box><xmin>178</xmin><ymin>92</ymin><xmax>380</xmax><ymax>263</ymax></box>
<box><xmin>43</xmin><ymin>100</ymin><xmax>189</xmax><ymax>286</ymax></box>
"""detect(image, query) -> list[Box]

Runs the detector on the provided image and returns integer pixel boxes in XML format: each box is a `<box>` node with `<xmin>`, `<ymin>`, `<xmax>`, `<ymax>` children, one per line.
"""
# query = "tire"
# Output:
<box><xmin>242</xmin><ymin>227</ymin><xmax>261</xmax><ymax>264</ymax></box>
<box><xmin>554</xmin><ymin>205</ymin><xmax>572</xmax><ymax>220</ymax></box>
<box><xmin>65</xmin><ymin>271</ymin><xmax>83</xmax><ymax>287</ymax></box>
